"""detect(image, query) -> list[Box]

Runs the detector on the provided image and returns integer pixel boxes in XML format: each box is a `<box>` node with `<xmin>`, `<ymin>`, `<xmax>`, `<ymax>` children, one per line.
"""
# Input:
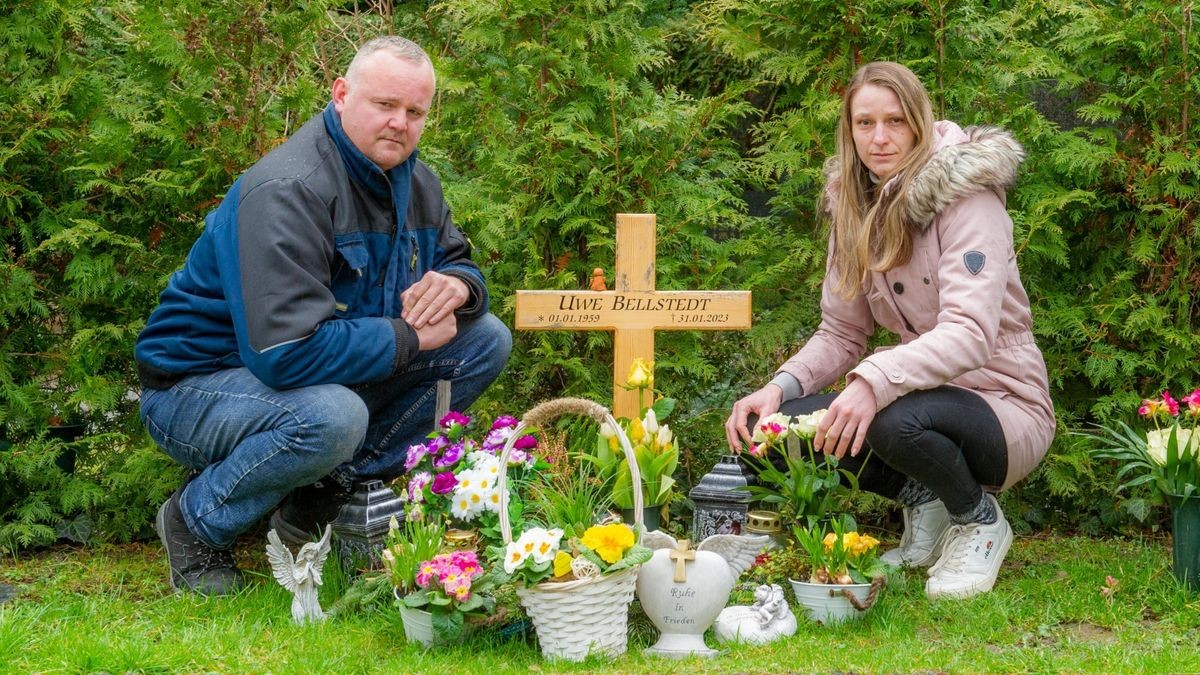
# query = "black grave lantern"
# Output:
<box><xmin>689</xmin><ymin>454</ymin><xmax>758</xmax><ymax>540</ymax></box>
<box><xmin>331</xmin><ymin>479</ymin><xmax>405</xmax><ymax>575</ymax></box>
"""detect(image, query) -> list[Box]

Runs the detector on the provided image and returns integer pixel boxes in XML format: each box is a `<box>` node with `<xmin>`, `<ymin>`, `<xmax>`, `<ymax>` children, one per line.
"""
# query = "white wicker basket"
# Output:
<box><xmin>496</xmin><ymin>397</ymin><xmax>644</xmax><ymax>662</ymax></box>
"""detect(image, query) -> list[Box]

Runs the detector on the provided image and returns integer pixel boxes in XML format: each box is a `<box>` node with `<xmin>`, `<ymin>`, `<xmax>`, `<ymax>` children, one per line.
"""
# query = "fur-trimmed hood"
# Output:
<box><xmin>824</xmin><ymin>122</ymin><xmax>1025</xmax><ymax>231</ymax></box>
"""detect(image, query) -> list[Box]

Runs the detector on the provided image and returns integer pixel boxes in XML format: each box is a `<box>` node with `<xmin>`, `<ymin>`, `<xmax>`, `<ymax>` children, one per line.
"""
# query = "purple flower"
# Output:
<box><xmin>408</xmin><ymin>471</ymin><xmax>431</xmax><ymax>502</ymax></box>
<box><xmin>430</xmin><ymin>471</ymin><xmax>457</xmax><ymax>495</ymax></box>
<box><xmin>491</xmin><ymin>415</ymin><xmax>519</xmax><ymax>430</ymax></box>
<box><xmin>434</xmin><ymin>441</ymin><xmax>464</xmax><ymax>468</ymax></box>
<box><xmin>404</xmin><ymin>443</ymin><xmax>427</xmax><ymax>472</ymax></box>
<box><xmin>482</xmin><ymin>427</ymin><xmax>510</xmax><ymax>454</ymax></box>
<box><xmin>514</xmin><ymin>434</ymin><xmax>538</xmax><ymax>450</ymax></box>
<box><xmin>439</xmin><ymin>411</ymin><xmax>472</xmax><ymax>429</ymax></box>
<box><xmin>427</xmin><ymin>435</ymin><xmax>450</xmax><ymax>454</ymax></box>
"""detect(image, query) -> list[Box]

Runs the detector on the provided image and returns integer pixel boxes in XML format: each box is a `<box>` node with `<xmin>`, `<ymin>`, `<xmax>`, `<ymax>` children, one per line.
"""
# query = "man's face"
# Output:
<box><xmin>332</xmin><ymin>51</ymin><xmax>435</xmax><ymax>171</ymax></box>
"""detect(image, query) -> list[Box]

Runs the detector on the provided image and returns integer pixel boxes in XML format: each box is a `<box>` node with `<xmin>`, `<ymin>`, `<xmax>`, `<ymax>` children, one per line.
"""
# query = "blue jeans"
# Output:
<box><xmin>139</xmin><ymin>314</ymin><xmax>511</xmax><ymax>549</ymax></box>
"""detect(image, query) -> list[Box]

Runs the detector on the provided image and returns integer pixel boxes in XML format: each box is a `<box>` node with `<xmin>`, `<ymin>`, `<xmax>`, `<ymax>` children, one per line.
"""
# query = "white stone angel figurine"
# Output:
<box><xmin>265</xmin><ymin>524</ymin><xmax>332</xmax><ymax>625</ymax></box>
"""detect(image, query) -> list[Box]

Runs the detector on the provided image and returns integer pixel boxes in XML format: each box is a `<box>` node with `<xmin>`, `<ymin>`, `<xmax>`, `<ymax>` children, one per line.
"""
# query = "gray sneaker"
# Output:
<box><xmin>155</xmin><ymin>488</ymin><xmax>244</xmax><ymax>596</ymax></box>
<box><xmin>880</xmin><ymin>499</ymin><xmax>950</xmax><ymax>568</ymax></box>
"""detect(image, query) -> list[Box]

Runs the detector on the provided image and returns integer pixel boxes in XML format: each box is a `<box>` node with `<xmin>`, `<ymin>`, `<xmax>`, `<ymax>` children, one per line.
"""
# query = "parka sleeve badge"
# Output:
<box><xmin>964</xmin><ymin>251</ymin><xmax>986</xmax><ymax>276</ymax></box>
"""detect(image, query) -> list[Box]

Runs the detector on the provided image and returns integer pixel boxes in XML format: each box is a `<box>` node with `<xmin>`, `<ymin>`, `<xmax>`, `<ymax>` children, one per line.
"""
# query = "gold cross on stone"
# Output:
<box><xmin>515</xmin><ymin>213</ymin><xmax>752</xmax><ymax>419</ymax></box>
<box><xmin>668</xmin><ymin>539</ymin><xmax>696</xmax><ymax>583</ymax></box>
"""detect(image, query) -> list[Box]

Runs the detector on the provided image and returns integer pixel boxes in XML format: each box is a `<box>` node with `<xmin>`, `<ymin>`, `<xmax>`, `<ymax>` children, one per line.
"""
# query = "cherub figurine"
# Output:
<box><xmin>714</xmin><ymin>583</ymin><xmax>798</xmax><ymax>645</ymax></box>
<box><xmin>265</xmin><ymin>524</ymin><xmax>332</xmax><ymax>625</ymax></box>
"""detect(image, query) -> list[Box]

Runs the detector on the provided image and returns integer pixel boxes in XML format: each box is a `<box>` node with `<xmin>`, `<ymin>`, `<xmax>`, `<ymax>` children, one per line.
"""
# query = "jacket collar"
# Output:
<box><xmin>823</xmin><ymin>122</ymin><xmax>1025</xmax><ymax>231</ymax></box>
<box><xmin>322</xmin><ymin>102</ymin><xmax>418</xmax><ymax>204</ymax></box>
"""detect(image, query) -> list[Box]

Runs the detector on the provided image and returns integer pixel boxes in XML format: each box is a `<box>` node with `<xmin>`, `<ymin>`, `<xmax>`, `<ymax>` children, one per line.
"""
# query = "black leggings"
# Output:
<box><xmin>777</xmin><ymin>386</ymin><xmax>1007</xmax><ymax>517</ymax></box>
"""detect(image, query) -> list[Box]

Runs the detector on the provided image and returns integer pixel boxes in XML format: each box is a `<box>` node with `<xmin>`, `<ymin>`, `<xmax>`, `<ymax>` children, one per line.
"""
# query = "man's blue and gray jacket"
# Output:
<box><xmin>135</xmin><ymin>104</ymin><xmax>488</xmax><ymax>390</ymax></box>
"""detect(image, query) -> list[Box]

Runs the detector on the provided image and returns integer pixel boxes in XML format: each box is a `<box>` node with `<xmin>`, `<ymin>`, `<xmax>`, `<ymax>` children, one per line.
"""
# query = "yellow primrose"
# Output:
<box><xmin>822</xmin><ymin>532</ymin><xmax>838</xmax><ymax>552</ymax></box>
<box><xmin>582</xmin><ymin>523</ymin><xmax>636</xmax><ymax>564</ymax></box>
<box><xmin>553</xmin><ymin>550</ymin><xmax>573</xmax><ymax>577</ymax></box>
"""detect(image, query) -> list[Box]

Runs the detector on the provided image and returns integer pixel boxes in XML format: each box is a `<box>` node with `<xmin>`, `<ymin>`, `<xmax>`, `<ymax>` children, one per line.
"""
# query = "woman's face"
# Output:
<box><xmin>849</xmin><ymin>83</ymin><xmax>915</xmax><ymax>181</ymax></box>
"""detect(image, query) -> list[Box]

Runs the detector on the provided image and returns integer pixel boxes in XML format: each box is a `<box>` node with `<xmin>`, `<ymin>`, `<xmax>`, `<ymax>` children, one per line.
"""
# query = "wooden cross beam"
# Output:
<box><xmin>515</xmin><ymin>213</ymin><xmax>752</xmax><ymax>420</ymax></box>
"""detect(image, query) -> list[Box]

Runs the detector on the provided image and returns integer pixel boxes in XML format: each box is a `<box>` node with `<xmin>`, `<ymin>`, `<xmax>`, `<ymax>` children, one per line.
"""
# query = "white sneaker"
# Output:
<box><xmin>880</xmin><ymin>499</ymin><xmax>950</xmax><ymax>568</ymax></box>
<box><xmin>925</xmin><ymin>494</ymin><xmax>1013</xmax><ymax>599</ymax></box>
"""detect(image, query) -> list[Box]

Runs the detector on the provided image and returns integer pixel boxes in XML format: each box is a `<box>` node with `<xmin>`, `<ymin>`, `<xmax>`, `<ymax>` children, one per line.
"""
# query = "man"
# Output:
<box><xmin>134</xmin><ymin>36</ymin><xmax>511</xmax><ymax>595</ymax></box>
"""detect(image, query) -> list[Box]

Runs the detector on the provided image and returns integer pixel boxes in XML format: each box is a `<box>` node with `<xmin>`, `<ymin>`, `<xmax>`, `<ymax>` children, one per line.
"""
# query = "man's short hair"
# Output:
<box><xmin>345</xmin><ymin>36</ymin><xmax>434</xmax><ymax>83</ymax></box>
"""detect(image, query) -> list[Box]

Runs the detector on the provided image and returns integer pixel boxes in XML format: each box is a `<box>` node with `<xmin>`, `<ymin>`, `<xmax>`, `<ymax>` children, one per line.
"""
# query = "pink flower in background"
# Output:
<box><xmin>1182</xmin><ymin>389</ymin><xmax>1200</xmax><ymax>416</ymax></box>
<box><xmin>1163</xmin><ymin>391</ymin><xmax>1180</xmax><ymax>416</ymax></box>
<box><xmin>514</xmin><ymin>434</ymin><xmax>538</xmax><ymax>450</ymax></box>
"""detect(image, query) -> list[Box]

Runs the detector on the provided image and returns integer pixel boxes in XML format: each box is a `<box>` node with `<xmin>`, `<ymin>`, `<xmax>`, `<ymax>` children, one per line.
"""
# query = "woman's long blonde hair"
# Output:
<box><xmin>829</xmin><ymin>62</ymin><xmax>935</xmax><ymax>298</ymax></box>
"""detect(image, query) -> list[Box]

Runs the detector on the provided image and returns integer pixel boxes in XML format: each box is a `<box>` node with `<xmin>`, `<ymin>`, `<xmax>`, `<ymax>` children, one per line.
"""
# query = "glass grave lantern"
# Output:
<box><xmin>689</xmin><ymin>454</ymin><xmax>758</xmax><ymax>541</ymax></box>
<box><xmin>331</xmin><ymin>479</ymin><xmax>405</xmax><ymax>576</ymax></box>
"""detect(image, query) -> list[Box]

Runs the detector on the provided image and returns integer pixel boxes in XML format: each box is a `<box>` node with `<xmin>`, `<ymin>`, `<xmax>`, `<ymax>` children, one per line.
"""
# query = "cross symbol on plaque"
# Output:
<box><xmin>668</xmin><ymin>539</ymin><xmax>696</xmax><ymax>583</ymax></box>
<box><xmin>515</xmin><ymin>213</ymin><xmax>752</xmax><ymax>420</ymax></box>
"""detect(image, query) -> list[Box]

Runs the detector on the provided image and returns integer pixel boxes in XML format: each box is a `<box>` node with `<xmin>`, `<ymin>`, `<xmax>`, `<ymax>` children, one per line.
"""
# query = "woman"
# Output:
<box><xmin>725</xmin><ymin>62</ymin><xmax>1054</xmax><ymax>599</ymax></box>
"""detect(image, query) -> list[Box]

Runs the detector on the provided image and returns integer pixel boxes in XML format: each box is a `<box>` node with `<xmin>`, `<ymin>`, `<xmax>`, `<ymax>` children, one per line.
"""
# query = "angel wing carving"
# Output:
<box><xmin>697</xmin><ymin>534</ymin><xmax>770</xmax><ymax>577</ymax></box>
<box><xmin>265</xmin><ymin>528</ymin><xmax>299</xmax><ymax>593</ymax></box>
<box><xmin>641</xmin><ymin>530</ymin><xmax>679</xmax><ymax>551</ymax></box>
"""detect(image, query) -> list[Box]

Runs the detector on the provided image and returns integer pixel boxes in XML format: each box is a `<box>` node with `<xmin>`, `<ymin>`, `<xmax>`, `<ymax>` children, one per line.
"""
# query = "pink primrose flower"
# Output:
<box><xmin>439</xmin><ymin>411</ymin><xmax>472</xmax><ymax>429</ymax></box>
<box><xmin>491</xmin><ymin>415</ymin><xmax>519</xmax><ymax>430</ymax></box>
<box><xmin>513</xmin><ymin>434</ymin><xmax>538</xmax><ymax>450</ymax></box>
<box><xmin>747</xmin><ymin>443</ymin><xmax>766</xmax><ymax>458</ymax></box>
<box><xmin>430</xmin><ymin>471</ymin><xmax>457</xmax><ymax>495</ymax></box>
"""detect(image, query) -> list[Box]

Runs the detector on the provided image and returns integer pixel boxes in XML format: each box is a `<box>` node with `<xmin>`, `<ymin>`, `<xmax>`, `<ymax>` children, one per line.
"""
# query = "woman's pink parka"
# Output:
<box><xmin>776</xmin><ymin>122</ymin><xmax>1054</xmax><ymax>489</ymax></box>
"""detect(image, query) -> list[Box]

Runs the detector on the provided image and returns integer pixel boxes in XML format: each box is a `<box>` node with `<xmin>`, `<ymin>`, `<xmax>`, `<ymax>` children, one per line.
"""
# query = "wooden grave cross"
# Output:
<box><xmin>515</xmin><ymin>213</ymin><xmax>752</xmax><ymax>420</ymax></box>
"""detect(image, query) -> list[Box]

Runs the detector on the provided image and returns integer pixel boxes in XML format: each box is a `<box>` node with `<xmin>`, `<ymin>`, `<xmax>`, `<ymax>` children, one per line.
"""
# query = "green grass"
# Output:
<box><xmin>2</xmin><ymin>534</ymin><xmax>1198</xmax><ymax>673</ymax></box>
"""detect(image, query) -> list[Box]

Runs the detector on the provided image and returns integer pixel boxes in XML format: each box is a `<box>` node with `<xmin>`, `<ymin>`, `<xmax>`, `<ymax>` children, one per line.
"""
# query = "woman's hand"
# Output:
<box><xmin>814</xmin><ymin>377</ymin><xmax>877</xmax><ymax>459</ymax></box>
<box><xmin>725</xmin><ymin>384</ymin><xmax>783</xmax><ymax>451</ymax></box>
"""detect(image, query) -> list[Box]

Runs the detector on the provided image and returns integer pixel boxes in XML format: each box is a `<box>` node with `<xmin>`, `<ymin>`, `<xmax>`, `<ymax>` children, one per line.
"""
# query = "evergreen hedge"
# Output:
<box><xmin>1</xmin><ymin>0</ymin><xmax>1195</xmax><ymax>551</ymax></box>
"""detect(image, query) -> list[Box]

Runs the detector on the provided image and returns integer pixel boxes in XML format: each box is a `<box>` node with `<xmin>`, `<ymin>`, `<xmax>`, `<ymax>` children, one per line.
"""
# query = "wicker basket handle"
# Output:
<box><xmin>498</xmin><ymin>397</ymin><xmax>644</xmax><ymax>544</ymax></box>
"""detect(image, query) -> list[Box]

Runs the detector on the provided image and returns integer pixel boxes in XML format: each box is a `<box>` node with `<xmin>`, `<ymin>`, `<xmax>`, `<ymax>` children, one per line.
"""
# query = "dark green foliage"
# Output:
<box><xmin>1</xmin><ymin>0</ymin><xmax>1196</xmax><ymax>550</ymax></box>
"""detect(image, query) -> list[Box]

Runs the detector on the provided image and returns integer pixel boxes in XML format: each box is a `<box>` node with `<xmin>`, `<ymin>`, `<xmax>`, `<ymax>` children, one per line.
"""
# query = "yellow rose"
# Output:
<box><xmin>627</xmin><ymin>357</ymin><xmax>653</xmax><ymax>389</ymax></box>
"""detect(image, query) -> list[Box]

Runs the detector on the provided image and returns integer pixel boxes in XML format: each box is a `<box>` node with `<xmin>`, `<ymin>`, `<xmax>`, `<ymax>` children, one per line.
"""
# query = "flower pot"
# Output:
<box><xmin>398</xmin><ymin>605</ymin><xmax>439</xmax><ymax>647</ymax></box>
<box><xmin>789</xmin><ymin>578</ymin><xmax>881</xmax><ymax>624</ymax></box>
<box><xmin>1169</xmin><ymin>493</ymin><xmax>1200</xmax><ymax>591</ymax></box>
<box><xmin>622</xmin><ymin>504</ymin><xmax>663</xmax><ymax>532</ymax></box>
